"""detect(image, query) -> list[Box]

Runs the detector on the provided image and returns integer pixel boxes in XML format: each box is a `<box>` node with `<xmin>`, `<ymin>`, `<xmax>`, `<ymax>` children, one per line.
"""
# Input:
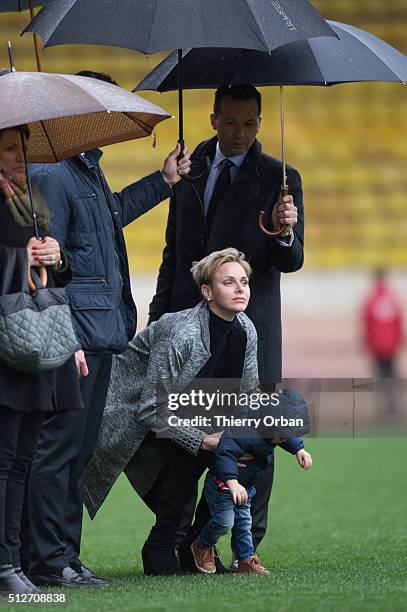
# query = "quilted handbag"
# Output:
<box><xmin>0</xmin><ymin>247</ymin><xmax>80</xmax><ymax>373</ymax></box>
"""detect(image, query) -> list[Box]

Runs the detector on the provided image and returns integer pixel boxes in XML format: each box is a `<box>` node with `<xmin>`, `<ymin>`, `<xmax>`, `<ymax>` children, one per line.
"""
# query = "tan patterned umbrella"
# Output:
<box><xmin>0</xmin><ymin>68</ymin><xmax>171</xmax><ymax>162</ymax></box>
<box><xmin>0</xmin><ymin>64</ymin><xmax>171</xmax><ymax>241</ymax></box>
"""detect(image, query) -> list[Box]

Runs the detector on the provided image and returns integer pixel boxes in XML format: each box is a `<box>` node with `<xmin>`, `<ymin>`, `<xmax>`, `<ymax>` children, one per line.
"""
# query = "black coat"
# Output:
<box><xmin>149</xmin><ymin>137</ymin><xmax>304</xmax><ymax>382</ymax></box>
<box><xmin>0</xmin><ymin>194</ymin><xmax>83</xmax><ymax>413</ymax></box>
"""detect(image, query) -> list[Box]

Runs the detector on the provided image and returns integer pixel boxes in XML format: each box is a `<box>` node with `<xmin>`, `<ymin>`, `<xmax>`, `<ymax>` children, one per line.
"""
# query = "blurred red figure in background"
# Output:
<box><xmin>363</xmin><ymin>269</ymin><xmax>404</xmax><ymax>418</ymax></box>
<box><xmin>363</xmin><ymin>269</ymin><xmax>403</xmax><ymax>375</ymax></box>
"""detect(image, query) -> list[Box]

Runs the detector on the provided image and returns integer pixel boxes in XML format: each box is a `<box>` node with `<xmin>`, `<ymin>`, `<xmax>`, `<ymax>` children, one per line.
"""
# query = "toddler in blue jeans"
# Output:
<box><xmin>191</xmin><ymin>428</ymin><xmax>312</xmax><ymax>574</ymax></box>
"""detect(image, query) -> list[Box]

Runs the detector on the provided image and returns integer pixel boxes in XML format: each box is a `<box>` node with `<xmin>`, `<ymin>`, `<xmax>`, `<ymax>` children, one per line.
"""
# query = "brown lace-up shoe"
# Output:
<box><xmin>237</xmin><ymin>555</ymin><xmax>270</xmax><ymax>574</ymax></box>
<box><xmin>190</xmin><ymin>541</ymin><xmax>216</xmax><ymax>574</ymax></box>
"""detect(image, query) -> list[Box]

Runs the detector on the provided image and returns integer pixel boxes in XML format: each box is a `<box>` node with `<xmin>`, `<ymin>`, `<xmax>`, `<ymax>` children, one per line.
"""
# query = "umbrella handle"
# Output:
<box><xmin>258</xmin><ymin>185</ymin><xmax>290</xmax><ymax>237</ymax></box>
<box><xmin>178</xmin><ymin>137</ymin><xmax>207</xmax><ymax>183</ymax></box>
<box><xmin>28</xmin><ymin>266</ymin><xmax>47</xmax><ymax>293</ymax></box>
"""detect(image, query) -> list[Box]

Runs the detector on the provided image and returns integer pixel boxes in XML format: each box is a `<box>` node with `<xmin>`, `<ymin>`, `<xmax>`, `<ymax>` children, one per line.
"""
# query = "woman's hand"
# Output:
<box><xmin>31</xmin><ymin>236</ymin><xmax>61</xmax><ymax>268</ymax></box>
<box><xmin>201</xmin><ymin>435</ymin><xmax>220</xmax><ymax>452</ymax></box>
<box><xmin>26</xmin><ymin>237</ymin><xmax>44</xmax><ymax>267</ymax></box>
<box><xmin>225</xmin><ymin>479</ymin><xmax>248</xmax><ymax>505</ymax></box>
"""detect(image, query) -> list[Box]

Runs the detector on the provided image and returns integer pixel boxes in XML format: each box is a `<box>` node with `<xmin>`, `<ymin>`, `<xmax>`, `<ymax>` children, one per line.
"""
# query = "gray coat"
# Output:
<box><xmin>84</xmin><ymin>301</ymin><xmax>259</xmax><ymax>518</ymax></box>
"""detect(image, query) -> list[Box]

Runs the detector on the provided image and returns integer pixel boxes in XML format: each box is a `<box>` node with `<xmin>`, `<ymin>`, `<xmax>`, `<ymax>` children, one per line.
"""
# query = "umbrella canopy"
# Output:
<box><xmin>0</xmin><ymin>70</ymin><xmax>171</xmax><ymax>162</ymax></box>
<box><xmin>135</xmin><ymin>20</ymin><xmax>407</xmax><ymax>91</ymax></box>
<box><xmin>24</xmin><ymin>0</ymin><xmax>337</xmax><ymax>54</ymax></box>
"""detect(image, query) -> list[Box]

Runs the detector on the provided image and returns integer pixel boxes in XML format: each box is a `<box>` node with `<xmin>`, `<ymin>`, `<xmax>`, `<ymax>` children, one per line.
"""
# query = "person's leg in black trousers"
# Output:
<box><xmin>141</xmin><ymin>447</ymin><xmax>209</xmax><ymax>575</ymax></box>
<box><xmin>250</xmin><ymin>381</ymin><xmax>276</xmax><ymax>551</ymax></box>
<box><xmin>5</xmin><ymin>411</ymin><xmax>44</xmax><ymax>568</ymax></box>
<box><xmin>65</xmin><ymin>352</ymin><xmax>112</xmax><ymax>571</ymax></box>
<box><xmin>0</xmin><ymin>408</ymin><xmax>43</xmax><ymax>594</ymax></box>
<box><xmin>250</xmin><ymin>462</ymin><xmax>274</xmax><ymax>551</ymax></box>
<box><xmin>25</xmin><ymin>353</ymin><xmax>112</xmax><ymax>577</ymax></box>
<box><xmin>25</xmin><ymin>408</ymin><xmax>84</xmax><ymax>576</ymax></box>
<box><xmin>0</xmin><ymin>409</ymin><xmax>22</xmax><ymax>568</ymax></box>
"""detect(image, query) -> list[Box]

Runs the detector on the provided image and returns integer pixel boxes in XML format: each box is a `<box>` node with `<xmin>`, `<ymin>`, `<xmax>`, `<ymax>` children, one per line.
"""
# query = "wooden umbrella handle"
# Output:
<box><xmin>28</xmin><ymin>266</ymin><xmax>47</xmax><ymax>292</ymax></box>
<box><xmin>258</xmin><ymin>185</ymin><xmax>290</xmax><ymax>237</ymax></box>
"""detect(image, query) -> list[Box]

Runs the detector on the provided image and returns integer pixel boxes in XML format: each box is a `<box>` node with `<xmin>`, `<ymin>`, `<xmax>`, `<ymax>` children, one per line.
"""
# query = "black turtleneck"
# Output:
<box><xmin>197</xmin><ymin>308</ymin><xmax>247</xmax><ymax>379</ymax></box>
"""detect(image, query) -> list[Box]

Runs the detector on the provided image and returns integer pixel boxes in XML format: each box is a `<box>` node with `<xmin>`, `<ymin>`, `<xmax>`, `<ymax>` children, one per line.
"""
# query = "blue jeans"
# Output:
<box><xmin>197</xmin><ymin>473</ymin><xmax>256</xmax><ymax>561</ymax></box>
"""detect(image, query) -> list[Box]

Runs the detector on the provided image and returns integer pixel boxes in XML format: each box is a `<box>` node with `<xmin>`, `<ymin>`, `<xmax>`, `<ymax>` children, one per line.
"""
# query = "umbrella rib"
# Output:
<box><xmin>144</xmin><ymin>0</ymin><xmax>160</xmax><ymax>55</ymax></box>
<box><xmin>123</xmin><ymin>112</ymin><xmax>151</xmax><ymax>135</ymax></box>
<box><xmin>40</xmin><ymin>119</ymin><xmax>58</xmax><ymax>161</ymax></box>
<box><xmin>244</xmin><ymin>3</ymin><xmax>272</xmax><ymax>52</ymax></box>
<box><xmin>306</xmin><ymin>40</ymin><xmax>327</xmax><ymax>84</ymax></box>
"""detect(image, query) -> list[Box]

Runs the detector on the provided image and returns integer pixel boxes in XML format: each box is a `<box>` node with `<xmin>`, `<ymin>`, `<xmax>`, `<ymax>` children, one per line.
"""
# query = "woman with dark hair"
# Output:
<box><xmin>0</xmin><ymin>126</ymin><xmax>82</xmax><ymax>594</ymax></box>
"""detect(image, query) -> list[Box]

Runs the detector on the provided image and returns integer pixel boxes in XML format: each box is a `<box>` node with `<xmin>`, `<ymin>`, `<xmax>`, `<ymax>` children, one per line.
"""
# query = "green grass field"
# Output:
<box><xmin>4</xmin><ymin>439</ymin><xmax>407</xmax><ymax>611</ymax></box>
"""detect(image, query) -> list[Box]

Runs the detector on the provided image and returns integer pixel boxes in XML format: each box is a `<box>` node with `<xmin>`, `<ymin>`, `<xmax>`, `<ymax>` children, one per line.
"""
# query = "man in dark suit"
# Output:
<box><xmin>148</xmin><ymin>84</ymin><xmax>304</xmax><ymax>567</ymax></box>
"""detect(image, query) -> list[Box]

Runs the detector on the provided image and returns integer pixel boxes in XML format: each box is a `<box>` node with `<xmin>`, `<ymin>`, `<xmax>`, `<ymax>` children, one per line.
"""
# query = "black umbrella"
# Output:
<box><xmin>135</xmin><ymin>20</ymin><xmax>407</xmax><ymax>234</ymax></box>
<box><xmin>24</xmin><ymin>0</ymin><xmax>337</xmax><ymax>156</ymax></box>
<box><xmin>0</xmin><ymin>1</ymin><xmax>55</xmax><ymax>70</ymax></box>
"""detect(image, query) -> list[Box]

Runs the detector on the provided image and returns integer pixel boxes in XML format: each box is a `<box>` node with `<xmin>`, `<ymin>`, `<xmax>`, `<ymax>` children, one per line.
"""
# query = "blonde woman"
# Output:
<box><xmin>85</xmin><ymin>248</ymin><xmax>259</xmax><ymax>576</ymax></box>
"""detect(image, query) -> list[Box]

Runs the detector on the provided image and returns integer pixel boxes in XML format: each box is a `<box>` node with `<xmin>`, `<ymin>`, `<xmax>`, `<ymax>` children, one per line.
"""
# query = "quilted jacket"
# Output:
<box><xmin>30</xmin><ymin>150</ymin><xmax>172</xmax><ymax>353</ymax></box>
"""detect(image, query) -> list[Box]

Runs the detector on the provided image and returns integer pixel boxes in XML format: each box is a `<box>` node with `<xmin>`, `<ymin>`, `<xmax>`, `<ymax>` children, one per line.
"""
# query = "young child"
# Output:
<box><xmin>191</xmin><ymin>392</ymin><xmax>312</xmax><ymax>575</ymax></box>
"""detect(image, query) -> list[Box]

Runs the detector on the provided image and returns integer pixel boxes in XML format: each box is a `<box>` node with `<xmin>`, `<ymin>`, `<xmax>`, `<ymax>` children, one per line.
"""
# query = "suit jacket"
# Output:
<box><xmin>149</xmin><ymin>137</ymin><xmax>304</xmax><ymax>382</ymax></box>
<box><xmin>84</xmin><ymin>301</ymin><xmax>259</xmax><ymax>518</ymax></box>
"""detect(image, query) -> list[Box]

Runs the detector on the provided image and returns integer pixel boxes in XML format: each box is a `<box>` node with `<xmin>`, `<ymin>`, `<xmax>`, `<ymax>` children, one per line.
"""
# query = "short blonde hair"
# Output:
<box><xmin>191</xmin><ymin>248</ymin><xmax>252</xmax><ymax>289</ymax></box>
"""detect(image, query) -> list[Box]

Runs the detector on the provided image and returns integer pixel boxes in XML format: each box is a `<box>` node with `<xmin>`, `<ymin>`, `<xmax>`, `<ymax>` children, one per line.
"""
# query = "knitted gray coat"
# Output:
<box><xmin>84</xmin><ymin>301</ymin><xmax>259</xmax><ymax>518</ymax></box>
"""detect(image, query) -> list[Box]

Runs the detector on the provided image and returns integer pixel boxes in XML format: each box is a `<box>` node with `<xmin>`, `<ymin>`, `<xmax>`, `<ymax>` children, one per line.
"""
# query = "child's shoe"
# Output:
<box><xmin>237</xmin><ymin>555</ymin><xmax>270</xmax><ymax>574</ymax></box>
<box><xmin>190</xmin><ymin>541</ymin><xmax>216</xmax><ymax>574</ymax></box>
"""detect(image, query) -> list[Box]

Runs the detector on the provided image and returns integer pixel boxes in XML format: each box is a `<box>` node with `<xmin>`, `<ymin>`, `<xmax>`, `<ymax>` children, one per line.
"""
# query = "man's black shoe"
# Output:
<box><xmin>142</xmin><ymin>542</ymin><xmax>184</xmax><ymax>576</ymax></box>
<box><xmin>178</xmin><ymin>540</ymin><xmax>198</xmax><ymax>574</ymax></box>
<box><xmin>214</xmin><ymin>548</ymin><xmax>231</xmax><ymax>574</ymax></box>
<box><xmin>0</xmin><ymin>564</ymin><xmax>32</xmax><ymax>595</ymax></box>
<box><xmin>31</xmin><ymin>567</ymin><xmax>99</xmax><ymax>588</ymax></box>
<box><xmin>14</xmin><ymin>568</ymin><xmax>41</xmax><ymax>593</ymax></box>
<box><xmin>75</xmin><ymin>565</ymin><xmax>109</xmax><ymax>587</ymax></box>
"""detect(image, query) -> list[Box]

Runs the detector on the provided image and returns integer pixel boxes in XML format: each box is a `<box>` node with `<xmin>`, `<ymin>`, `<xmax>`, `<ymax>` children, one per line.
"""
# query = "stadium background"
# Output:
<box><xmin>1</xmin><ymin>4</ymin><xmax>406</xmax><ymax>610</ymax></box>
<box><xmin>2</xmin><ymin>0</ymin><xmax>407</xmax><ymax>386</ymax></box>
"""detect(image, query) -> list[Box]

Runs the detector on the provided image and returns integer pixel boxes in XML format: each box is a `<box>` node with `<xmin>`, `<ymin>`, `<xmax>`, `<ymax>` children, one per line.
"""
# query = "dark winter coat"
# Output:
<box><xmin>148</xmin><ymin>137</ymin><xmax>304</xmax><ymax>382</ymax></box>
<box><xmin>30</xmin><ymin>150</ymin><xmax>172</xmax><ymax>353</ymax></box>
<box><xmin>209</xmin><ymin>429</ymin><xmax>304</xmax><ymax>488</ymax></box>
<box><xmin>0</xmin><ymin>193</ymin><xmax>83</xmax><ymax>413</ymax></box>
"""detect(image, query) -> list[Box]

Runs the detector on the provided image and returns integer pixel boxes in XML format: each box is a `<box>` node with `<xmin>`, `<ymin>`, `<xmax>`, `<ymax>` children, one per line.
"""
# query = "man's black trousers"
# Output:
<box><xmin>23</xmin><ymin>353</ymin><xmax>112</xmax><ymax>575</ymax></box>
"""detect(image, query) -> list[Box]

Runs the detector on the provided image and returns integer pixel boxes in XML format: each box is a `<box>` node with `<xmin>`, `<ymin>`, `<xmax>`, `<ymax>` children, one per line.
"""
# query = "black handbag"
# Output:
<box><xmin>0</xmin><ymin>247</ymin><xmax>80</xmax><ymax>373</ymax></box>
